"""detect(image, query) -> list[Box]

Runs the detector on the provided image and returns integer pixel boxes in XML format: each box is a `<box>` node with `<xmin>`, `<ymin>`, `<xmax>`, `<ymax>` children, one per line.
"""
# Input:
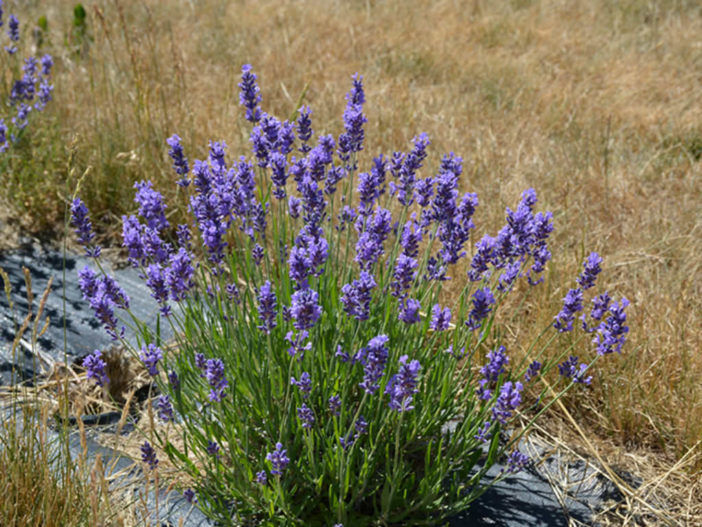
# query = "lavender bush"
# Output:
<box><xmin>0</xmin><ymin>1</ymin><xmax>54</xmax><ymax>155</ymax></box>
<box><xmin>73</xmin><ymin>65</ymin><xmax>629</xmax><ymax>526</ymax></box>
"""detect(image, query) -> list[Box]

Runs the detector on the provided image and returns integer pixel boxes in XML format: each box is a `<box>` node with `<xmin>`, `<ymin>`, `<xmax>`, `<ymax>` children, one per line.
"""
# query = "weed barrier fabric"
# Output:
<box><xmin>0</xmin><ymin>244</ymin><xmax>620</xmax><ymax>525</ymax></box>
<box><xmin>0</xmin><ymin>243</ymin><xmax>174</xmax><ymax>385</ymax></box>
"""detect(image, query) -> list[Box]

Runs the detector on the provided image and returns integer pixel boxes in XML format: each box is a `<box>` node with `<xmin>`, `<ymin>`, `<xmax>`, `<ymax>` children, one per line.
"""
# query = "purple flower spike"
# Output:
<box><xmin>70</xmin><ymin>198</ymin><xmax>101</xmax><ymax>258</ymax></box>
<box><xmin>429</xmin><ymin>304</ymin><xmax>452</xmax><ymax>331</ymax></box>
<box><xmin>239</xmin><ymin>64</ymin><xmax>262</xmax><ymax>123</ymax></box>
<box><xmin>297</xmin><ymin>403</ymin><xmax>315</xmax><ymax>429</ymax></box>
<box><xmin>141</xmin><ymin>441</ymin><xmax>158</xmax><ymax>470</ymax></box>
<box><xmin>134</xmin><ymin>181</ymin><xmax>169</xmax><ymax>232</ymax></box>
<box><xmin>255</xmin><ymin>471</ymin><xmax>267</xmax><ymax>485</ymax></box>
<box><xmin>398</xmin><ymin>298</ymin><xmax>421</xmax><ymax>325</ymax></box>
<box><xmin>183</xmin><ymin>488</ymin><xmax>197</xmax><ymax>503</ymax></box>
<box><xmin>355</xmin><ymin>334</ymin><xmax>389</xmax><ymax>395</ymax></box>
<box><xmin>296</xmin><ymin>105</ymin><xmax>313</xmax><ymax>153</ymax></box>
<box><xmin>6</xmin><ymin>14</ymin><xmax>18</xmax><ymax>54</ymax></box>
<box><xmin>558</xmin><ymin>356</ymin><xmax>592</xmax><ymax>385</ymax></box>
<box><xmin>505</xmin><ymin>450</ymin><xmax>530</xmax><ymax>474</ymax></box>
<box><xmin>492</xmin><ymin>381</ymin><xmax>523</xmax><ymax>424</ymax></box>
<box><xmin>577</xmin><ymin>252</ymin><xmax>603</xmax><ymax>290</ymax></box>
<box><xmin>204</xmin><ymin>358</ymin><xmax>228</xmax><ymax>401</ymax></box>
<box><xmin>328</xmin><ymin>394</ymin><xmax>341</xmax><ymax>416</ymax></box>
<box><xmin>340</xmin><ymin>271</ymin><xmax>376</xmax><ymax>321</ymax></box>
<box><xmin>140</xmin><ymin>344</ymin><xmax>163</xmax><ymax>376</ymax></box>
<box><xmin>291</xmin><ymin>288</ymin><xmax>322</xmax><ymax>331</ymax></box>
<box><xmin>83</xmin><ymin>350</ymin><xmax>108</xmax><ymax>387</ymax></box>
<box><xmin>257</xmin><ymin>281</ymin><xmax>278</xmax><ymax>334</ymax></box>
<box><xmin>553</xmin><ymin>288</ymin><xmax>583</xmax><ymax>333</ymax></box>
<box><xmin>291</xmin><ymin>371</ymin><xmax>312</xmax><ymax>398</ymax></box>
<box><xmin>167</xmin><ymin>134</ymin><xmax>190</xmax><ymax>186</ymax></box>
<box><xmin>481</xmin><ymin>345</ymin><xmax>510</xmax><ymax>383</ymax></box>
<box><xmin>207</xmin><ymin>440</ymin><xmax>220</xmax><ymax>458</ymax></box>
<box><xmin>594</xmin><ymin>297</ymin><xmax>629</xmax><ymax>355</ymax></box>
<box><xmin>386</xmin><ymin>355</ymin><xmax>422</xmax><ymax>412</ymax></box>
<box><xmin>157</xmin><ymin>394</ymin><xmax>174</xmax><ymax>422</ymax></box>
<box><xmin>266</xmin><ymin>442</ymin><xmax>290</xmax><ymax>476</ymax></box>
<box><xmin>466</xmin><ymin>287</ymin><xmax>495</xmax><ymax>331</ymax></box>
<box><xmin>524</xmin><ymin>361</ymin><xmax>542</xmax><ymax>382</ymax></box>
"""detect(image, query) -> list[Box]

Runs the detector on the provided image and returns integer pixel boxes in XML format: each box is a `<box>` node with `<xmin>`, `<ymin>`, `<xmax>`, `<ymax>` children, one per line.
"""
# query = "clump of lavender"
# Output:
<box><xmin>71</xmin><ymin>65</ymin><xmax>631</xmax><ymax>526</ymax></box>
<box><xmin>1</xmin><ymin>8</ymin><xmax>54</xmax><ymax>153</ymax></box>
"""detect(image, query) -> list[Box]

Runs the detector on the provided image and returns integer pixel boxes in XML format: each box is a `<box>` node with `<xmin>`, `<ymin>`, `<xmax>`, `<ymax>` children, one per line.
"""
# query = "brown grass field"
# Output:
<box><xmin>1</xmin><ymin>0</ymin><xmax>700</xmax><ymax>524</ymax></box>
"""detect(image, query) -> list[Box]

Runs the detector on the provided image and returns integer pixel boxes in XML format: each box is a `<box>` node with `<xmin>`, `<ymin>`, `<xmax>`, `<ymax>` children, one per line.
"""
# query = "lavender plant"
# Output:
<box><xmin>0</xmin><ymin>2</ymin><xmax>54</xmax><ymax>155</ymax></box>
<box><xmin>73</xmin><ymin>65</ymin><xmax>629</xmax><ymax>526</ymax></box>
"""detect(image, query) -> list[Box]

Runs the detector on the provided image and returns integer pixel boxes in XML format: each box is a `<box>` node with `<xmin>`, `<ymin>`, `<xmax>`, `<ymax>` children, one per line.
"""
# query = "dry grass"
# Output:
<box><xmin>1</xmin><ymin>0</ymin><xmax>700</xmax><ymax>522</ymax></box>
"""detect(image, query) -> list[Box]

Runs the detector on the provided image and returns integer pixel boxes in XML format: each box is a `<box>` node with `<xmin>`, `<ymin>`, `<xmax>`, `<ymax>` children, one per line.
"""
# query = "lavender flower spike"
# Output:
<box><xmin>141</xmin><ymin>441</ymin><xmax>158</xmax><ymax>470</ymax></box>
<box><xmin>553</xmin><ymin>288</ymin><xmax>583</xmax><ymax>333</ymax></box>
<box><xmin>429</xmin><ymin>304</ymin><xmax>452</xmax><ymax>331</ymax></box>
<box><xmin>577</xmin><ymin>252</ymin><xmax>603</xmax><ymax>290</ymax></box>
<box><xmin>239</xmin><ymin>64</ymin><xmax>262</xmax><ymax>123</ymax></box>
<box><xmin>167</xmin><ymin>134</ymin><xmax>190</xmax><ymax>186</ymax></box>
<box><xmin>70</xmin><ymin>198</ymin><xmax>101</xmax><ymax>258</ymax></box>
<box><xmin>466</xmin><ymin>287</ymin><xmax>495</xmax><ymax>331</ymax></box>
<box><xmin>140</xmin><ymin>344</ymin><xmax>163</xmax><ymax>376</ymax></box>
<box><xmin>386</xmin><ymin>355</ymin><xmax>422</xmax><ymax>412</ymax></box>
<box><xmin>257</xmin><ymin>281</ymin><xmax>278</xmax><ymax>334</ymax></box>
<box><xmin>266</xmin><ymin>442</ymin><xmax>290</xmax><ymax>475</ymax></box>
<box><xmin>83</xmin><ymin>350</ymin><xmax>108</xmax><ymax>387</ymax></box>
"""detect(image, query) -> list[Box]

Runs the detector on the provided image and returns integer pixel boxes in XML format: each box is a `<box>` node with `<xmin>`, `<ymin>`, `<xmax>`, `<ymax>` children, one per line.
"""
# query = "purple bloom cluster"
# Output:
<box><xmin>328</xmin><ymin>394</ymin><xmax>341</xmax><ymax>416</ymax></box>
<box><xmin>429</xmin><ymin>304</ymin><xmax>452</xmax><ymax>331</ymax></box>
<box><xmin>257</xmin><ymin>281</ymin><xmax>278</xmax><ymax>334</ymax></box>
<box><xmin>398</xmin><ymin>298</ymin><xmax>421</xmax><ymax>325</ymax></box>
<box><xmin>239</xmin><ymin>64</ymin><xmax>262</xmax><ymax>123</ymax></box>
<box><xmin>83</xmin><ymin>350</ymin><xmax>108</xmax><ymax>387</ymax></box>
<box><xmin>354</xmin><ymin>334</ymin><xmax>389</xmax><ymax>395</ymax></box>
<box><xmin>593</xmin><ymin>297</ymin><xmax>629</xmax><ymax>355</ymax></box>
<box><xmin>141</xmin><ymin>441</ymin><xmax>158</xmax><ymax>471</ymax></box>
<box><xmin>167</xmin><ymin>134</ymin><xmax>190</xmax><ymax>186</ymax></box>
<box><xmin>296</xmin><ymin>105</ymin><xmax>313</xmax><ymax>153</ymax></box>
<box><xmin>140</xmin><ymin>344</ymin><xmax>163</xmax><ymax>376</ymax></box>
<box><xmin>70</xmin><ymin>198</ymin><xmax>101</xmax><ymax>257</ymax></box>
<box><xmin>385</xmin><ymin>355</ymin><xmax>421</xmax><ymax>412</ymax></box>
<box><xmin>207</xmin><ymin>440</ymin><xmax>220</xmax><ymax>458</ymax></box>
<box><xmin>505</xmin><ymin>450</ymin><xmax>530</xmax><ymax>474</ymax></box>
<box><xmin>389</xmin><ymin>133</ymin><xmax>430</xmax><ymax>206</ymax></box>
<box><xmin>78</xmin><ymin>266</ymin><xmax>129</xmax><ymax>340</ymax></box>
<box><xmin>524</xmin><ymin>360</ymin><xmax>542</xmax><ymax>382</ymax></box>
<box><xmin>467</xmin><ymin>189</ymin><xmax>553</xmax><ymax>287</ymax></box>
<box><xmin>337</xmin><ymin>73</ymin><xmax>367</xmax><ymax>167</ymax></box>
<box><xmin>577</xmin><ymin>252</ymin><xmax>603</xmax><ymax>290</ymax></box>
<box><xmin>466</xmin><ymin>287</ymin><xmax>495</xmax><ymax>331</ymax></box>
<box><xmin>291</xmin><ymin>372</ymin><xmax>312</xmax><ymax>398</ymax></box>
<box><xmin>341</xmin><ymin>271</ymin><xmax>376</xmax><ymax>321</ymax></box>
<box><xmin>553</xmin><ymin>288</ymin><xmax>583</xmax><ymax>332</ymax></box>
<box><xmin>558</xmin><ymin>356</ymin><xmax>592</xmax><ymax>385</ymax></box>
<box><xmin>266</xmin><ymin>442</ymin><xmax>290</xmax><ymax>476</ymax></box>
<box><xmin>492</xmin><ymin>381</ymin><xmax>523</xmax><ymax>424</ymax></box>
<box><xmin>201</xmin><ymin>358</ymin><xmax>228</xmax><ymax>402</ymax></box>
<box><xmin>157</xmin><ymin>394</ymin><xmax>174</xmax><ymax>422</ymax></box>
<box><xmin>1</xmin><ymin>21</ymin><xmax>54</xmax><ymax>147</ymax></box>
<box><xmin>5</xmin><ymin>14</ymin><xmax>18</xmax><ymax>54</ymax></box>
<box><xmin>297</xmin><ymin>403</ymin><xmax>315</xmax><ymax>429</ymax></box>
<box><xmin>477</xmin><ymin>346</ymin><xmax>509</xmax><ymax>400</ymax></box>
<box><xmin>183</xmin><ymin>488</ymin><xmax>197</xmax><ymax>503</ymax></box>
<box><xmin>391</xmin><ymin>254</ymin><xmax>418</xmax><ymax>299</ymax></box>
